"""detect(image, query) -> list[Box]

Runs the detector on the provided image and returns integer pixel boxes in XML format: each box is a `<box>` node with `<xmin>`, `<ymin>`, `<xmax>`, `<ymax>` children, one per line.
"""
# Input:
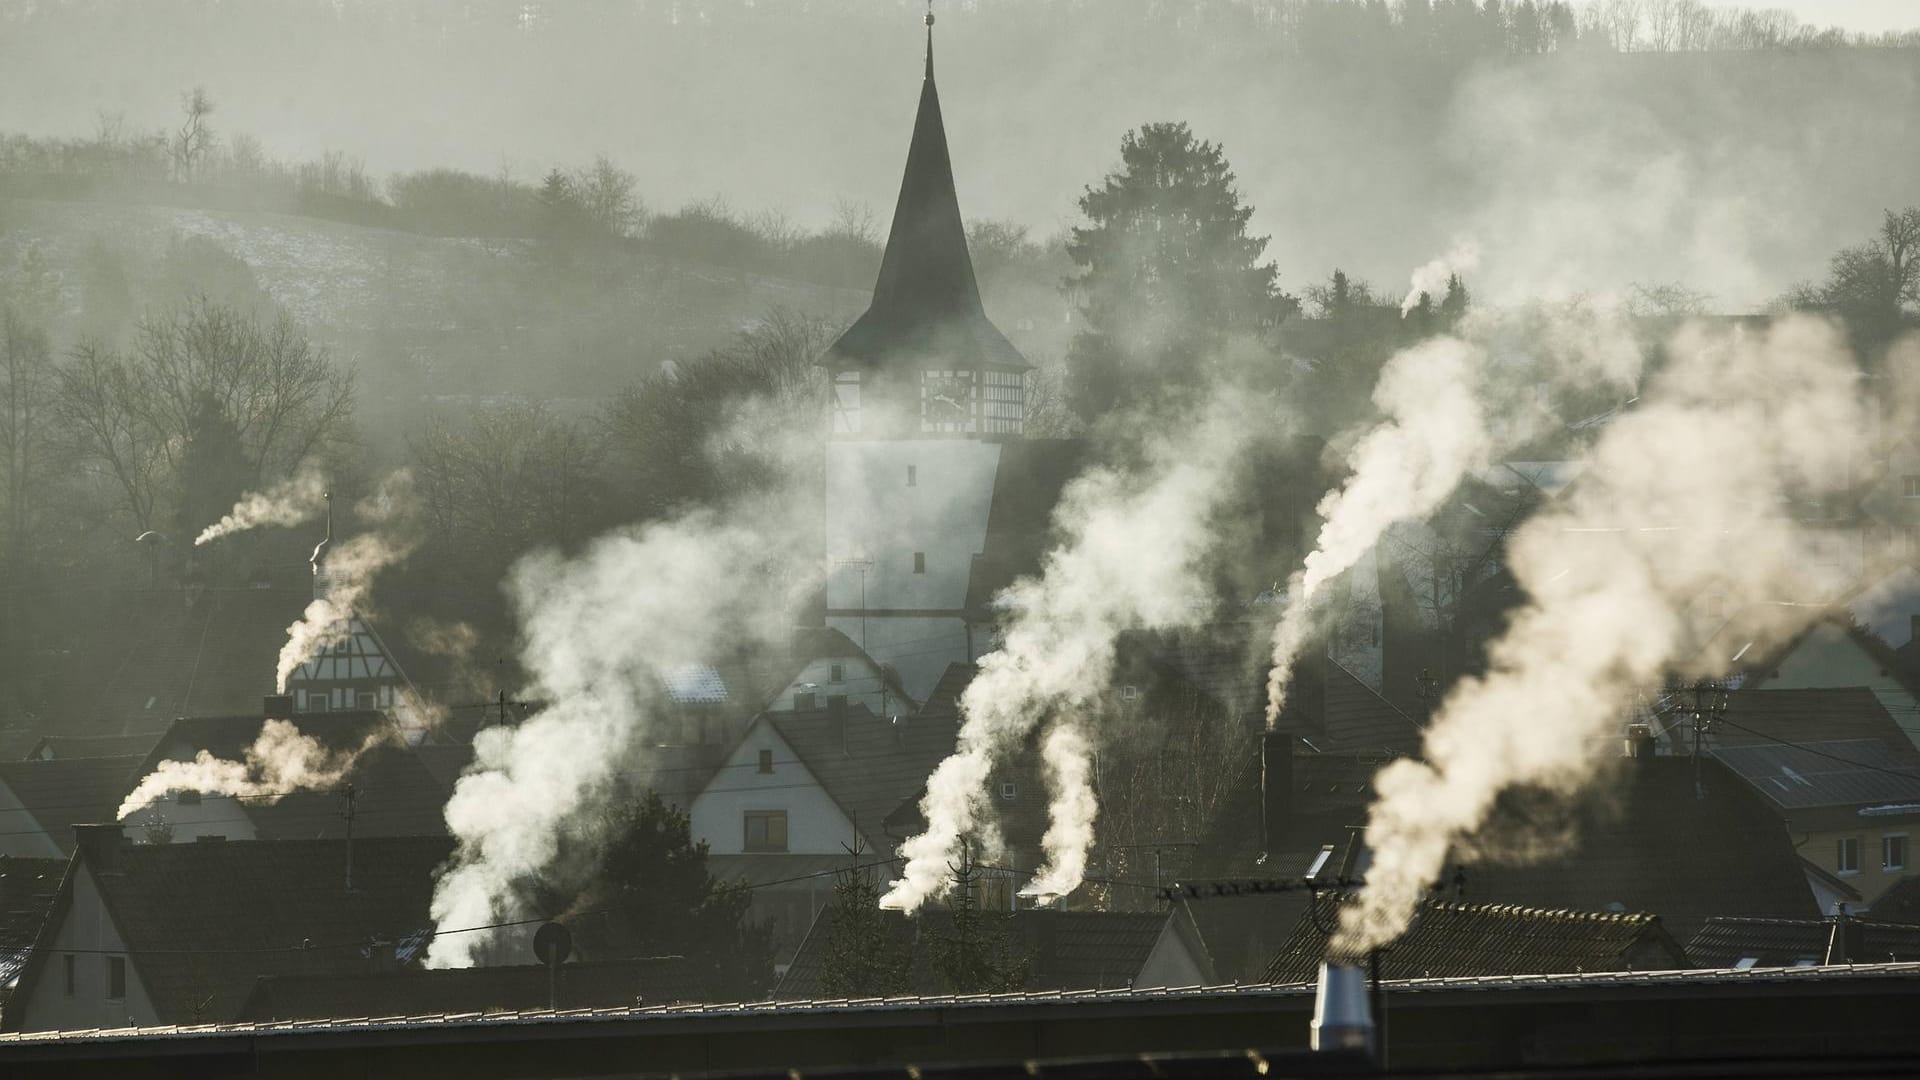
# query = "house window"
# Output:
<box><xmin>757</xmin><ymin>749</ymin><xmax>774</xmax><ymax>774</ymax></box>
<box><xmin>1121</xmin><ymin>685</ymin><xmax>1139</xmax><ymax>702</ymax></box>
<box><xmin>1884</xmin><ymin>834</ymin><xmax>1909</xmax><ymax>872</ymax></box>
<box><xmin>106</xmin><ymin>956</ymin><xmax>125</xmax><ymax>1001</ymax></box>
<box><xmin>913</xmin><ymin>552</ymin><xmax>926</xmax><ymax>574</ymax></box>
<box><xmin>1838</xmin><ymin>836</ymin><xmax>1860</xmax><ymax>874</ymax></box>
<box><xmin>1001</xmin><ymin>782</ymin><xmax>1017</xmax><ymax>800</ymax></box>
<box><xmin>63</xmin><ymin>954</ymin><xmax>74</xmax><ymax>997</ymax></box>
<box><xmin>907</xmin><ymin>465</ymin><xmax>917</xmax><ymax>487</ymax></box>
<box><xmin>794</xmin><ymin>691</ymin><xmax>816</xmax><ymax>711</ymax></box>
<box><xmin>357</xmin><ymin>692</ymin><xmax>378</xmax><ymax>710</ymax></box>
<box><xmin>830</xmin><ymin>664</ymin><xmax>845</xmax><ymax>684</ymax></box>
<box><xmin>744</xmin><ymin>811</ymin><xmax>788</xmax><ymax>853</ymax></box>
<box><xmin>1904</xmin><ymin>475</ymin><xmax>1920</xmax><ymax>498</ymax></box>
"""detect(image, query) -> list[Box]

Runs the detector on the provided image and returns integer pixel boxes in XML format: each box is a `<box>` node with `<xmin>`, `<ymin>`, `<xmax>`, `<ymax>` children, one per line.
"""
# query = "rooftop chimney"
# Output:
<box><xmin>264</xmin><ymin>694</ymin><xmax>295</xmax><ymax>720</ymax></box>
<box><xmin>1311</xmin><ymin>962</ymin><xmax>1376</xmax><ymax>1055</ymax></box>
<box><xmin>1624</xmin><ymin>722</ymin><xmax>1656</xmax><ymax>761</ymax></box>
<box><xmin>74</xmin><ymin>823</ymin><xmax>126</xmax><ymax>875</ymax></box>
<box><xmin>1261</xmin><ymin>729</ymin><xmax>1292</xmax><ymax>856</ymax></box>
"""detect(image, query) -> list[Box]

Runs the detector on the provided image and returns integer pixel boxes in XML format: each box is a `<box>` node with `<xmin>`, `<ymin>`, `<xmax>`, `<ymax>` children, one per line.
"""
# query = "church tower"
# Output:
<box><xmin>821</xmin><ymin>11</ymin><xmax>1029</xmax><ymax>703</ymax></box>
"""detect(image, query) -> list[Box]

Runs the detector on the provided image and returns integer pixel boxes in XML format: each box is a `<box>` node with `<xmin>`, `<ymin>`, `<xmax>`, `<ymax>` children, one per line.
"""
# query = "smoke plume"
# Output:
<box><xmin>1336</xmin><ymin>316</ymin><xmax>1886</xmax><ymax>953</ymax></box>
<box><xmin>194</xmin><ymin>465</ymin><xmax>329</xmax><ymax>545</ymax></box>
<box><xmin>1265</xmin><ymin>336</ymin><xmax>1491</xmax><ymax>724</ymax></box>
<box><xmin>117</xmin><ymin>718</ymin><xmax>398</xmax><ymax>820</ymax></box>
<box><xmin>882</xmin><ymin>392</ymin><xmax>1266</xmax><ymax>911</ymax></box>
<box><xmin>1401</xmin><ymin>240</ymin><xmax>1480</xmax><ymax>315</ymax></box>
<box><xmin>425</xmin><ymin>504</ymin><xmax>811</xmax><ymax>968</ymax></box>
<box><xmin>274</xmin><ymin>472</ymin><xmax>419</xmax><ymax>692</ymax></box>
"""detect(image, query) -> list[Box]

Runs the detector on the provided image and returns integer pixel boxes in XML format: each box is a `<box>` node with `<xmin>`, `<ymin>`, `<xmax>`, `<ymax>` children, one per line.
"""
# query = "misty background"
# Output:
<box><xmin>2</xmin><ymin>0</ymin><xmax>1919</xmax><ymax>310</ymax></box>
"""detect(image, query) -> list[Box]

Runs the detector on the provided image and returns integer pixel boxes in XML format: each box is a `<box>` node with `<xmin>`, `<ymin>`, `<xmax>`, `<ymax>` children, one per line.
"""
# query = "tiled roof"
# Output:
<box><xmin>67</xmin><ymin>835</ymin><xmax>453</xmax><ymax>1024</ymax></box>
<box><xmin>1708</xmin><ymin>687</ymin><xmax>1912</xmax><ymax>750</ymax></box>
<box><xmin>236</xmin><ymin>958</ymin><xmax>708</xmax><ymax>1021</ymax></box>
<box><xmin>10</xmin><ymin>963</ymin><xmax>1920</xmax><ymax>1045</ymax></box>
<box><xmin>0</xmin><ymin>857</ymin><xmax>64</xmax><ymax>994</ymax></box>
<box><xmin>764</xmin><ymin>701</ymin><xmax>959</xmax><ymax>851</ymax></box>
<box><xmin>1187</xmin><ymin>747</ymin><xmax>1381</xmax><ymax>881</ymax></box>
<box><xmin>129</xmin><ymin>712</ymin><xmax>451</xmax><ymax>840</ymax></box>
<box><xmin>0</xmin><ymin>756</ymin><xmax>145</xmax><ymax>855</ymax></box>
<box><xmin>1711</xmin><ymin>738</ymin><xmax>1920</xmax><ymax>810</ymax></box>
<box><xmin>1450</xmin><ymin>756</ymin><xmax>1820</xmax><ymax>941</ymax></box>
<box><xmin>22</xmin><ymin>733</ymin><xmax>161</xmax><ymax>762</ymax></box>
<box><xmin>663</xmin><ymin>664</ymin><xmax>729</xmax><ymax>704</ymax></box>
<box><xmin>1175</xmin><ymin>892</ymin><xmax>1317</xmax><ymax>984</ymax></box>
<box><xmin>1264</xmin><ymin>896</ymin><xmax>1688</xmax><ymax>984</ymax></box>
<box><xmin>1685</xmin><ymin>916</ymin><xmax>1920</xmax><ymax>968</ymax></box>
<box><xmin>775</xmin><ymin>907</ymin><xmax>1170</xmax><ymax>1000</ymax></box>
<box><xmin>1868</xmin><ymin>875</ymin><xmax>1920</xmax><ymax>924</ymax></box>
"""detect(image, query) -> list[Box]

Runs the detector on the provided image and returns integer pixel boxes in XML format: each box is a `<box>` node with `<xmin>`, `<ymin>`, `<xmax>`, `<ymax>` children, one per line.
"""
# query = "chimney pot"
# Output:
<box><xmin>1624</xmin><ymin>723</ymin><xmax>1656</xmax><ymax>761</ymax></box>
<box><xmin>264</xmin><ymin>694</ymin><xmax>295</xmax><ymax>720</ymax></box>
<box><xmin>74</xmin><ymin>823</ymin><xmax>126</xmax><ymax>875</ymax></box>
<box><xmin>1311</xmin><ymin>962</ymin><xmax>1377</xmax><ymax>1055</ymax></box>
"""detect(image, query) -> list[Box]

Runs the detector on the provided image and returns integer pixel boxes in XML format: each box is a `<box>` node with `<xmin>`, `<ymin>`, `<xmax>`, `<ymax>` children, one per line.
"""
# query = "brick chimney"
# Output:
<box><xmin>1623</xmin><ymin>722</ymin><xmax>1657</xmax><ymax>761</ymax></box>
<box><xmin>1261</xmin><ymin>728</ymin><xmax>1292</xmax><ymax>856</ymax></box>
<box><xmin>73</xmin><ymin>823</ymin><xmax>126</xmax><ymax>875</ymax></box>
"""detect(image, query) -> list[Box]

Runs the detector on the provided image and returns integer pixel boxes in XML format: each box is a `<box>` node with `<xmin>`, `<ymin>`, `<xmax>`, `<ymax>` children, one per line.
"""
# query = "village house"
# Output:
<box><xmin>3</xmin><ymin>828</ymin><xmax>451</xmax><ymax>1031</ymax></box>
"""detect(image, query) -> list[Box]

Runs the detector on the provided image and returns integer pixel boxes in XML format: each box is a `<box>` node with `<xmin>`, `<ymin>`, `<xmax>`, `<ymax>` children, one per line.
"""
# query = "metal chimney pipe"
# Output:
<box><xmin>1311</xmin><ymin>962</ymin><xmax>1376</xmax><ymax>1056</ymax></box>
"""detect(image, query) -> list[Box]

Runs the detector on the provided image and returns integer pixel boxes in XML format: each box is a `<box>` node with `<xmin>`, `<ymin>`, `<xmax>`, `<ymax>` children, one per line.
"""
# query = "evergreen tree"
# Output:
<box><xmin>1064</xmin><ymin>122</ymin><xmax>1288</xmax><ymax>420</ymax></box>
<box><xmin>559</xmin><ymin>791</ymin><xmax>776</xmax><ymax>1001</ymax></box>
<box><xmin>1440</xmin><ymin>272</ymin><xmax>1471</xmax><ymax>326</ymax></box>
<box><xmin>175</xmin><ymin>390</ymin><xmax>252</xmax><ymax>547</ymax></box>
<box><xmin>817</xmin><ymin>855</ymin><xmax>912</xmax><ymax>999</ymax></box>
<box><xmin>930</xmin><ymin>848</ymin><xmax>1028</xmax><ymax>995</ymax></box>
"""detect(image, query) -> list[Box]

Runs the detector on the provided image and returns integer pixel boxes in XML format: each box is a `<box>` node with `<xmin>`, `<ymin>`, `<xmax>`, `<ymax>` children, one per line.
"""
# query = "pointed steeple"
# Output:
<box><xmin>822</xmin><ymin>11</ymin><xmax>1027</xmax><ymax>375</ymax></box>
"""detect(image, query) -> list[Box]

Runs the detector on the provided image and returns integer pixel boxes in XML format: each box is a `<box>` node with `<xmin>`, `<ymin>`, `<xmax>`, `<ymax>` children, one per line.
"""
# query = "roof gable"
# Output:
<box><xmin>0</xmin><ymin>756</ymin><xmax>145</xmax><ymax>856</ymax></box>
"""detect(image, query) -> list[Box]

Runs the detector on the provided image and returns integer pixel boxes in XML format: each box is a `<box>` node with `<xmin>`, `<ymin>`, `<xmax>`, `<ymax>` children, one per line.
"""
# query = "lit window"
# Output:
<box><xmin>1884</xmin><ymin>834</ymin><xmax>1909</xmax><ymax>872</ymax></box>
<box><xmin>913</xmin><ymin>552</ymin><xmax>926</xmax><ymax>574</ymax></box>
<box><xmin>107</xmin><ymin>956</ymin><xmax>126</xmax><ymax>1001</ymax></box>
<box><xmin>1838</xmin><ymin>836</ymin><xmax>1860</xmax><ymax>874</ymax></box>
<box><xmin>757</xmin><ymin>749</ymin><xmax>773</xmax><ymax>774</ymax></box>
<box><xmin>907</xmin><ymin>465</ymin><xmax>917</xmax><ymax>487</ymax></box>
<box><xmin>744</xmin><ymin>811</ymin><xmax>788</xmax><ymax>853</ymax></box>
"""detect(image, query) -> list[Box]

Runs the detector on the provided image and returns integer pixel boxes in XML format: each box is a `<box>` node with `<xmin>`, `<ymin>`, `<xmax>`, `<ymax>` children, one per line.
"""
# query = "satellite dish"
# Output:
<box><xmin>532</xmin><ymin>921</ymin><xmax>573</xmax><ymax>967</ymax></box>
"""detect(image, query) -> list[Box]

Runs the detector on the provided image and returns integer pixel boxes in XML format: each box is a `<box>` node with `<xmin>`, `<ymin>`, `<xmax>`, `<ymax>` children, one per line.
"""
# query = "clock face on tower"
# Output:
<box><xmin>920</xmin><ymin>370</ymin><xmax>977</xmax><ymax>432</ymax></box>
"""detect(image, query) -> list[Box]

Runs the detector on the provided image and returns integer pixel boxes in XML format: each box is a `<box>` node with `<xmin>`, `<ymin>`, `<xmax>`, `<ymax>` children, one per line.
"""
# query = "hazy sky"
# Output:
<box><xmin>1719</xmin><ymin>0</ymin><xmax>1920</xmax><ymax>33</ymax></box>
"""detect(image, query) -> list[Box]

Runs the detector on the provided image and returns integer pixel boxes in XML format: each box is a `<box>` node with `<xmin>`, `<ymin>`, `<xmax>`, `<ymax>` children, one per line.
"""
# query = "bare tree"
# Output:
<box><xmin>171</xmin><ymin>86</ymin><xmax>216</xmax><ymax>181</ymax></box>
<box><xmin>0</xmin><ymin>309</ymin><xmax>56</xmax><ymax>570</ymax></box>
<box><xmin>573</xmin><ymin>154</ymin><xmax>645</xmax><ymax>238</ymax></box>
<box><xmin>56</xmin><ymin>300</ymin><xmax>355</xmax><ymax>533</ymax></box>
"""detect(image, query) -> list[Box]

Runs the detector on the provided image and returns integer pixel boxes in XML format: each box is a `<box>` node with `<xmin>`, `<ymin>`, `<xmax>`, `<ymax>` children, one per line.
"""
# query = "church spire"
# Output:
<box><xmin>820</xmin><ymin>7</ymin><xmax>1027</xmax><ymax>376</ymax></box>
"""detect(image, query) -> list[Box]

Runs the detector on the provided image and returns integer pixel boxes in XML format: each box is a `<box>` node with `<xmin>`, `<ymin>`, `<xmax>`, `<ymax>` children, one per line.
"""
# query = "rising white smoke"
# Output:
<box><xmin>882</xmin><ymin>392</ymin><xmax>1266</xmax><ymax>912</ymax></box>
<box><xmin>1264</xmin><ymin>299</ymin><xmax>1647</xmax><ymax>724</ymax></box>
<box><xmin>194</xmin><ymin>465</ymin><xmax>329</xmax><ymax>545</ymax></box>
<box><xmin>1265</xmin><ymin>336</ymin><xmax>1491</xmax><ymax>724</ymax></box>
<box><xmin>274</xmin><ymin>472</ymin><xmax>418</xmax><ymax>692</ymax></box>
<box><xmin>1336</xmin><ymin>316</ymin><xmax>1888</xmax><ymax>953</ymax></box>
<box><xmin>117</xmin><ymin>718</ymin><xmax>398</xmax><ymax>820</ymax></box>
<box><xmin>425</xmin><ymin>505</ymin><xmax>811</xmax><ymax>968</ymax></box>
<box><xmin>1401</xmin><ymin>240</ymin><xmax>1480</xmax><ymax>315</ymax></box>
